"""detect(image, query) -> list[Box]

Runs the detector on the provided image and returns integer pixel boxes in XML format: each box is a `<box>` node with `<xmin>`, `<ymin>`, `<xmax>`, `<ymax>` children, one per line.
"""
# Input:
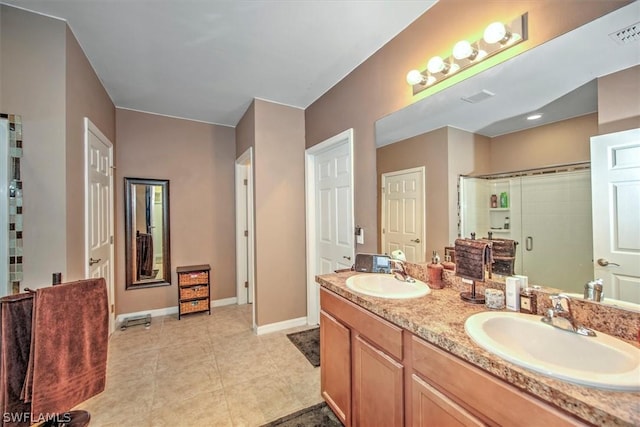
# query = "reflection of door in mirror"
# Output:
<box><xmin>125</xmin><ymin>178</ymin><xmax>170</xmax><ymax>289</ymax></box>
<box><xmin>381</xmin><ymin>167</ymin><xmax>425</xmax><ymax>262</ymax></box>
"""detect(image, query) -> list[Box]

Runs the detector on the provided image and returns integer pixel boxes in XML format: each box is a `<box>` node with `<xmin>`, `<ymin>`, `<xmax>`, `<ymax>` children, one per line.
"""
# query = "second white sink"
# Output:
<box><xmin>346</xmin><ymin>273</ymin><xmax>430</xmax><ymax>299</ymax></box>
<box><xmin>465</xmin><ymin>311</ymin><xmax>640</xmax><ymax>391</ymax></box>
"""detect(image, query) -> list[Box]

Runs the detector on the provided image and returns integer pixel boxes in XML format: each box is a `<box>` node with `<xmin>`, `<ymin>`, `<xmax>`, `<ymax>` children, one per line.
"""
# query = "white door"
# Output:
<box><xmin>381</xmin><ymin>167</ymin><xmax>425</xmax><ymax>262</ymax></box>
<box><xmin>591</xmin><ymin>128</ymin><xmax>640</xmax><ymax>304</ymax></box>
<box><xmin>306</xmin><ymin>129</ymin><xmax>354</xmax><ymax>325</ymax></box>
<box><xmin>235</xmin><ymin>147</ymin><xmax>255</xmax><ymax>317</ymax></box>
<box><xmin>84</xmin><ymin>118</ymin><xmax>115</xmax><ymax>333</ymax></box>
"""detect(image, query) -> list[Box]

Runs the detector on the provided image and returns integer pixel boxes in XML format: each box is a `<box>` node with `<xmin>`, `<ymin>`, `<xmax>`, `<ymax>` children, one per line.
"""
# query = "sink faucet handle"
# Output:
<box><xmin>550</xmin><ymin>293</ymin><xmax>572</xmax><ymax>313</ymax></box>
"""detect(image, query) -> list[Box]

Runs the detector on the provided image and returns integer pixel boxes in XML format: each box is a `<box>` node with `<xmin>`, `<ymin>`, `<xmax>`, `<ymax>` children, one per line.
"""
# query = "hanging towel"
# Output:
<box><xmin>136</xmin><ymin>233</ymin><xmax>154</xmax><ymax>278</ymax></box>
<box><xmin>0</xmin><ymin>293</ymin><xmax>34</xmax><ymax>427</ymax></box>
<box><xmin>485</xmin><ymin>238</ymin><xmax>517</xmax><ymax>276</ymax></box>
<box><xmin>28</xmin><ymin>278</ymin><xmax>108</xmax><ymax>419</ymax></box>
<box><xmin>455</xmin><ymin>238</ymin><xmax>492</xmax><ymax>282</ymax></box>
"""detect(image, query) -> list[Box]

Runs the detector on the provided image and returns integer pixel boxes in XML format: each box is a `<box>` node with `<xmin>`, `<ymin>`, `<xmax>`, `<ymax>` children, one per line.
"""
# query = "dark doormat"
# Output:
<box><xmin>287</xmin><ymin>327</ymin><xmax>320</xmax><ymax>367</ymax></box>
<box><xmin>261</xmin><ymin>402</ymin><xmax>343</xmax><ymax>427</ymax></box>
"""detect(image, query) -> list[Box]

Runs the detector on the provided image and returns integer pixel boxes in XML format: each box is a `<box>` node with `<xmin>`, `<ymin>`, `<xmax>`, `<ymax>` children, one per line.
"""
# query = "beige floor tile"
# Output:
<box><xmin>150</xmin><ymin>389</ymin><xmax>232</xmax><ymax>427</ymax></box>
<box><xmin>75</xmin><ymin>305</ymin><xmax>323</xmax><ymax>426</ymax></box>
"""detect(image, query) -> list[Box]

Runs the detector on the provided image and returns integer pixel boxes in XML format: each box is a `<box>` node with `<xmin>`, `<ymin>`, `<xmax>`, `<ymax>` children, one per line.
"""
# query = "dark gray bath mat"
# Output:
<box><xmin>287</xmin><ymin>327</ymin><xmax>320</xmax><ymax>367</ymax></box>
<box><xmin>261</xmin><ymin>402</ymin><xmax>342</xmax><ymax>427</ymax></box>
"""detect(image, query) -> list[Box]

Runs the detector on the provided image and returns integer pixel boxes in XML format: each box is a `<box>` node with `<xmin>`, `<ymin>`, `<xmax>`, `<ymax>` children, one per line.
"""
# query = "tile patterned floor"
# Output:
<box><xmin>74</xmin><ymin>304</ymin><xmax>322</xmax><ymax>426</ymax></box>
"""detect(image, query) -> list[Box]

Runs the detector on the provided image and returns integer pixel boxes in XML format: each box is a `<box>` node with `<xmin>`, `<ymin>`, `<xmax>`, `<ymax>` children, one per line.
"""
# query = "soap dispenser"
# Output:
<box><xmin>427</xmin><ymin>251</ymin><xmax>444</xmax><ymax>289</ymax></box>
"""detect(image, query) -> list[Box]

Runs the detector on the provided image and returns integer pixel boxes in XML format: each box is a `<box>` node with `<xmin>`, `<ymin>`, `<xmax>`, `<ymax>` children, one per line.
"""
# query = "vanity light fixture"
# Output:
<box><xmin>407</xmin><ymin>13</ymin><xmax>528</xmax><ymax>95</ymax></box>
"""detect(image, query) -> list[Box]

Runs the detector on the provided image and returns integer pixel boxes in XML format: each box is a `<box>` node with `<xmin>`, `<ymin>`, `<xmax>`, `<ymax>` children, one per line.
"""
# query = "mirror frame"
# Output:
<box><xmin>124</xmin><ymin>177</ymin><xmax>171</xmax><ymax>289</ymax></box>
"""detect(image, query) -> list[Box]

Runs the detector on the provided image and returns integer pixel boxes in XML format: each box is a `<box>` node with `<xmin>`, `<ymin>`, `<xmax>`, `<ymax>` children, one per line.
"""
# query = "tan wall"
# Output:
<box><xmin>253</xmin><ymin>99</ymin><xmax>306</xmax><ymax>326</ymax></box>
<box><xmin>447</xmin><ymin>128</ymin><xmax>491</xmax><ymax>243</ymax></box>
<box><xmin>1</xmin><ymin>6</ymin><xmax>68</xmax><ymax>288</ymax></box>
<box><xmin>306</xmin><ymin>0</ymin><xmax>629</xmax><ymax>255</ymax></box>
<box><xmin>377</xmin><ymin>127</ymin><xmax>491</xmax><ymax>259</ymax></box>
<box><xmin>115</xmin><ymin>109</ymin><xmax>236</xmax><ymax>315</ymax></box>
<box><xmin>65</xmin><ymin>26</ymin><xmax>116</xmax><ymax>282</ymax></box>
<box><xmin>377</xmin><ymin>127</ymin><xmax>449</xmax><ymax>261</ymax></box>
<box><xmin>236</xmin><ymin>100</ymin><xmax>255</xmax><ymax>158</ymax></box>
<box><xmin>598</xmin><ymin>65</ymin><xmax>640</xmax><ymax>134</ymax></box>
<box><xmin>490</xmin><ymin>113</ymin><xmax>598</xmax><ymax>173</ymax></box>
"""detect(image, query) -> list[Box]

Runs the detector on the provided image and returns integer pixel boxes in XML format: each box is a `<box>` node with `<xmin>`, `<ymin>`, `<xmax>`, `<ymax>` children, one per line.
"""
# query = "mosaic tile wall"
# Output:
<box><xmin>1</xmin><ymin>114</ymin><xmax>23</xmax><ymax>294</ymax></box>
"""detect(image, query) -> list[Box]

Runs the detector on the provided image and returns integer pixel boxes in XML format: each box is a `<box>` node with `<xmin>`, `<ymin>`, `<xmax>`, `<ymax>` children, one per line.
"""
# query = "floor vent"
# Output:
<box><xmin>461</xmin><ymin>89</ymin><xmax>495</xmax><ymax>104</ymax></box>
<box><xmin>609</xmin><ymin>22</ymin><xmax>640</xmax><ymax>45</ymax></box>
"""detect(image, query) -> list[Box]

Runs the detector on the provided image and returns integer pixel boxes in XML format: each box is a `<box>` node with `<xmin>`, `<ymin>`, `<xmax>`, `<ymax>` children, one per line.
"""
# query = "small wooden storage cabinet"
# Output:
<box><xmin>177</xmin><ymin>264</ymin><xmax>211</xmax><ymax>319</ymax></box>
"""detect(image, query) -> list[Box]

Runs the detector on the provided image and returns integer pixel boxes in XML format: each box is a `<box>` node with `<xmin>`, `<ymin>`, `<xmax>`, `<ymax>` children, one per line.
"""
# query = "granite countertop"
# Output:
<box><xmin>316</xmin><ymin>271</ymin><xmax>640</xmax><ymax>427</ymax></box>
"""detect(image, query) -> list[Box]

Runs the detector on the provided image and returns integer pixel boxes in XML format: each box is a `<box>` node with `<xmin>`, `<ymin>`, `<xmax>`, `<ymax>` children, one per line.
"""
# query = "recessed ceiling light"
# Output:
<box><xmin>527</xmin><ymin>114</ymin><xmax>542</xmax><ymax>120</ymax></box>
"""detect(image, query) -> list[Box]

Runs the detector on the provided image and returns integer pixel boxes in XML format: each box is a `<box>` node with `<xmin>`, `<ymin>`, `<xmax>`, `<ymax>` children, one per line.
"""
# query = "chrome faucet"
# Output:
<box><xmin>541</xmin><ymin>294</ymin><xmax>596</xmax><ymax>337</ymax></box>
<box><xmin>389</xmin><ymin>259</ymin><xmax>415</xmax><ymax>283</ymax></box>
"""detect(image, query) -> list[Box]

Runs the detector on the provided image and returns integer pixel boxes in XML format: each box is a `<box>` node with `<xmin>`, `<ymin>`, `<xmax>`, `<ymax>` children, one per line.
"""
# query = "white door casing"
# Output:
<box><xmin>381</xmin><ymin>167</ymin><xmax>425</xmax><ymax>262</ymax></box>
<box><xmin>306</xmin><ymin>129</ymin><xmax>354</xmax><ymax>325</ymax></box>
<box><xmin>591</xmin><ymin>128</ymin><xmax>640</xmax><ymax>304</ymax></box>
<box><xmin>0</xmin><ymin>120</ymin><xmax>8</xmax><ymax>297</ymax></box>
<box><xmin>235</xmin><ymin>148</ymin><xmax>255</xmax><ymax>328</ymax></box>
<box><xmin>84</xmin><ymin>118</ymin><xmax>115</xmax><ymax>334</ymax></box>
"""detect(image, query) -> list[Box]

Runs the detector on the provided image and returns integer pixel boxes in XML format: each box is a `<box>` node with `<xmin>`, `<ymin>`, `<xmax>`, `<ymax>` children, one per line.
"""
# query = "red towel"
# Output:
<box><xmin>0</xmin><ymin>293</ymin><xmax>34</xmax><ymax>427</ymax></box>
<box><xmin>28</xmin><ymin>279</ymin><xmax>108</xmax><ymax>418</ymax></box>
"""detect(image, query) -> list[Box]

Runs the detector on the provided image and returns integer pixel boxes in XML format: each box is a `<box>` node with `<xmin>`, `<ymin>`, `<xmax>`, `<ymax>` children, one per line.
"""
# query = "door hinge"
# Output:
<box><xmin>243</xmin><ymin>179</ymin><xmax>248</xmax><ymax>186</ymax></box>
<box><xmin>382</xmin><ymin>228</ymin><xmax>386</xmax><ymax>234</ymax></box>
<box><xmin>110</xmin><ymin>236</ymin><xmax>114</xmax><ymax>244</ymax></box>
<box><xmin>111</xmin><ymin>304</ymin><xmax>114</xmax><ymax>314</ymax></box>
<box><xmin>244</xmin><ymin>230</ymin><xmax>248</xmax><ymax>237</ymax></box>
<box><xmin>244</xmin><ymin>281</ymin><xmax>249</xmax><ymax>288</ymax></box>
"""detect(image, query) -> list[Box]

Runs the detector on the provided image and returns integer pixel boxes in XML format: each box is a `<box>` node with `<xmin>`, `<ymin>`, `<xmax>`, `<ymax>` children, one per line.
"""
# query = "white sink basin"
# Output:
<box><xmin>346</xmin><ymin>273</ymin><xmax>430</xmax><ymax>299</ymax></box>
<box><xmin>465</xmin><ymin>311</ymin><xmax>640</xmax><ymax>391</ymax></box>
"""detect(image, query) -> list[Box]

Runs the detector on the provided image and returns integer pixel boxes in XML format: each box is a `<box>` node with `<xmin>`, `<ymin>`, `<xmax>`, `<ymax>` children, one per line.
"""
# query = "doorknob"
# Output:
<box><xmin>89</xmin><ymin>257</ymin><xmax>102</xmax><ymax>266</ymax></box>
<box><xmin>411</xmin><ymin>238</ymin><xmax>421</xmax><ymax>243</ymax></box>
<box><xmin>597</xmin><ymin>258</ymin><xmax>620</xmax><ymax>267</ymax></box>
<box><xmin>343</xmin><ymin>256</ymin><xmax>351</xmax><ymax>261</ymax></box>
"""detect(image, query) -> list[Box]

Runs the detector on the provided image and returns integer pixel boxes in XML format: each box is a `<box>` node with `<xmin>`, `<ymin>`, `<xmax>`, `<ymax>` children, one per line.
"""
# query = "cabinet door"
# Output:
<box><xmin>320</xmin><ymin>310</ymin><xmax>351</xmax><ymax>426</ymax></box>
<box><xmin>411</xmin><ymin>374</ymin><xmax>484</xmax><ymax>427</ymax></box>
<box><xmin>353</xmin><ymin>335</ymin><xmax>403</xmax><ymax>427</ymax></box>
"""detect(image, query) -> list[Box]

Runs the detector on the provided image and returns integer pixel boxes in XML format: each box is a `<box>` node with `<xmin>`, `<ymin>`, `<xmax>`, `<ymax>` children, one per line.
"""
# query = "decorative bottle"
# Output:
<box><xmin>499</xmin><ymin>192</ymin><xmax>508</xmax><ymax>208</ymax></box>
<box><xmin>427</xmin><ymin>251</ymin><xmax>444</xmax><ymax>289</ymax></box>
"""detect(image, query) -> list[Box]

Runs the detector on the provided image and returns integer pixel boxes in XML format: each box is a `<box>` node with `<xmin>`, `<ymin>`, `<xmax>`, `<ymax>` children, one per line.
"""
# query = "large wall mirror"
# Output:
<box><xmin>375</xmin><ymin>7</ymin><xmax>639</xmax><ymax>309</ymax></box>
<box><xmin>125</xmin><ymin>178</ymin><xmax>171</xmax><ymax>289</ymax></box>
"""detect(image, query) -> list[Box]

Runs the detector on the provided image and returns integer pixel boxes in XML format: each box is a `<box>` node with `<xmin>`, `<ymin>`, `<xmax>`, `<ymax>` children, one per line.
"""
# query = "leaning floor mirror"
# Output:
<box><xmin>124</xmin><ymin>178</ymin><xmax>171</xmax><ymax>289</ymax></box>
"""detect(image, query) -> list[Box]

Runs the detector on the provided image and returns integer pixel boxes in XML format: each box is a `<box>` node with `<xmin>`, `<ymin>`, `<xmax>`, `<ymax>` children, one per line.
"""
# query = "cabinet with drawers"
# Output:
<box><xmin>177</xmin><ymin>264</ymin><xmax>211</xmax><ymax>319</ymax></box>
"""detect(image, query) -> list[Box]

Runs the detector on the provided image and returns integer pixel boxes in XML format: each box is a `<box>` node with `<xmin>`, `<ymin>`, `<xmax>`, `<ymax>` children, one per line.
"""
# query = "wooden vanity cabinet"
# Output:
<box><xmin>410</xmin><ymin>336</ymin><xmax>585</xmax><ymax>427</ymax></box>
<box><xmin>320</xmin><ymin>288</ymin><xmax>404</xmax><ymax>427</ymax></box>
<box><xmin>320</xmin><ymin>286</ymin><xmax>588</xmax><ymax>427</ymax></box>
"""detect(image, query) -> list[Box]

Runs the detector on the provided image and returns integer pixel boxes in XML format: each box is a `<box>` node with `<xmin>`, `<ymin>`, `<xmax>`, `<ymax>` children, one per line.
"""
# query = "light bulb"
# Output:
<box><xmin>427</xmin><ymin>56</ymin><xmax>446</xmax><ymax>74</ymax></box>
<box><xmin>527</xmin><ymin>113</ymin><xmax>542</xmax><ymax>121</ymax></box>
<box><xmin>484</xmin><ymin>22</ymin><xmax>509</xmax><ymax>44</ymax></box>
<box><xmin>453</xmin><ymin>40</ymin><xmax>473</xmax><ymax>60</ymax></box>
<box><xmin>406</xmin><ymin>69</ymin><xmax>425</xmax><ymax>86</ymax></box>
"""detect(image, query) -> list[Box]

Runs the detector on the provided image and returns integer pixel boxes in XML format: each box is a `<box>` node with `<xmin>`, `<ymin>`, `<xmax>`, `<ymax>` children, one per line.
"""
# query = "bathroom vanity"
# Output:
<box><xmin>316</xmin><ymin>272</ymin><xmax>639</xmax><ymax>426</ymax></box>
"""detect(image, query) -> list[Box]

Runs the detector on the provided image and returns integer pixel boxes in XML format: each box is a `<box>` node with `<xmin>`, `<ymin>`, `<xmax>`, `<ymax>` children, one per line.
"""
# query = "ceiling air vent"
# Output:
<box><xmin>461</xmin><ymin>89</ymin><xmax>495</xmax><ymax>104</ymax></box>
<box><xmin>609</xmin><ymin>22</ymin><xmax>640</xmax><ymax>45</ymax></box>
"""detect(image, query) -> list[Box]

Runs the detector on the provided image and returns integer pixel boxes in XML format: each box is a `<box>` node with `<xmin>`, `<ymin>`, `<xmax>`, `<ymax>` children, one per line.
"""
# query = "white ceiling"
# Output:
<box><xmin>3</xmin><ymin>0</ymin><xmax>437</xmax><ymax>127</ymax></box>
<box><xmin>376</xmin><ymin>2</ymin><xmax>640</xmax><ymax>146</ymax></box>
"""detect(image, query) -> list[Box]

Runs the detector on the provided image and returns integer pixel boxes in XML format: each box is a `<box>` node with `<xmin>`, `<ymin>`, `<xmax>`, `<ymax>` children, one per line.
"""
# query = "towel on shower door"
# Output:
<box><xmin>0</xmin><ymin>293</ymin><xmax>34</xmax><ymax>426</ymax></box>
<box><xmin>28</xmin><ymin>278</ymin><xmax>108</xmax><ymax>418</ymax></box>
<box><xmin>454</xmin><ymin>238</ymin><xmax>492</xmax><ymax>282</ymax></box>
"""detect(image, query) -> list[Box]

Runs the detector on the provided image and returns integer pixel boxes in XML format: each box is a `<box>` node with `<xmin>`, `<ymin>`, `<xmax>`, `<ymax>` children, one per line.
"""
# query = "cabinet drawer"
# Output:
<box><xmin>179</xmin><ymin>271</ymin><xmax>208</xmax><ymax>286</ymax></box>
<box><xmin>411</xmin><ymin>336</ymin><xmax>584</xmax><ymax>426</ymax></box>
<box><xmin>320</xmin><ymin>288</ymin><xmax>403</xmax><ymax>360</ymax></box>
<box><xmin>180</xmin><ymin>298</ymin><xmax>209</xmax><ymax>314</ymax></box>
<box><xmin>179</xmin><ymin>285</ymin><xmax>208</xmax><ymax>300</ymax></box>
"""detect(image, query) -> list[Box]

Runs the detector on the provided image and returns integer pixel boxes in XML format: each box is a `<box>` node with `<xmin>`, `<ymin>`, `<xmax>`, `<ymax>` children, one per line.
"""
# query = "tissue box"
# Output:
<box><xmin>505</xmin><ymin>277</ymin><xmax>521</xmax><ymax>311</ymax></box>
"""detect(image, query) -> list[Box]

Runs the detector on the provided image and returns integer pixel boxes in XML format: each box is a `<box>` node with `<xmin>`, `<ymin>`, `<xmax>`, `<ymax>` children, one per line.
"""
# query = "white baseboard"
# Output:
<box><xmin>116</xmin><ymin>296</ymin><xmax>239</xmax><ymax>324</ymax></box>
<box><xmin>255</xmin><ymin>316</ymin><xmax>308</xmax><ymax>335</ymax></box>
<box><xmin>212</xmin><ymin>297</ymin><xmax>238</xmax><ymax>307</ymax></box>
